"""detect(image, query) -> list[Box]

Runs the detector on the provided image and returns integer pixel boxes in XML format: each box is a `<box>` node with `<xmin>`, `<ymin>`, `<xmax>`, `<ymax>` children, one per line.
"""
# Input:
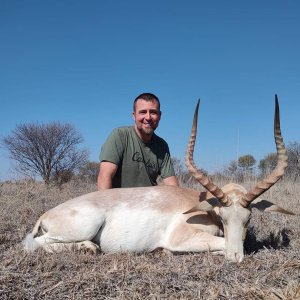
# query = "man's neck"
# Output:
<box><xmin>134</xmin><ymin>126</ymin><xmax>153</xmax><ymax>143</ymax></box>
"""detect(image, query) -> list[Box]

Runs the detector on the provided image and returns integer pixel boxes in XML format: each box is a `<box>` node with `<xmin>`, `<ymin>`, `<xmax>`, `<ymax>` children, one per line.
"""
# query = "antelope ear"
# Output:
<box><xmin>183</xmin><ymin>198</ymin><xmax>219</xmax><ymax>214</ymax></box>
<box><xmin>250</xmin><ymin>198</ymin><xmax>294</xmax><ymax>215</ymax></box>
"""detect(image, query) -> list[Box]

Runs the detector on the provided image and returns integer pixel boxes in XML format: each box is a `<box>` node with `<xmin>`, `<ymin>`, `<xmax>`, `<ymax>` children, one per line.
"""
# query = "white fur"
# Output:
<box><xmin>23</xmin><ymin>184</ymin><xmax>290</xmax><ymax>263</ymax></box>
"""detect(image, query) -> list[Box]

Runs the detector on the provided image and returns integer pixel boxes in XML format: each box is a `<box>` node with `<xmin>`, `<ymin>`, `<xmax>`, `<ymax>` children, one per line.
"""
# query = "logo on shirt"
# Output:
<box><xmin>132</xmin><ymin>152</ymin><xmax>156</xmax><ymax>171</ymax></box>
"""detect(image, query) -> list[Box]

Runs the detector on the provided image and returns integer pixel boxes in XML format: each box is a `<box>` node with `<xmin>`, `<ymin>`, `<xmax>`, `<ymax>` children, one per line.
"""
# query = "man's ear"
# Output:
<box><xmin>183</xmin><ymin>198</ymin><xmax>219</xmax><ymax>214</ymax></box>
<box><xmin>250</xmin><ymin>198</ymin><xmax>295</xmax><ymax>215</ymax></box>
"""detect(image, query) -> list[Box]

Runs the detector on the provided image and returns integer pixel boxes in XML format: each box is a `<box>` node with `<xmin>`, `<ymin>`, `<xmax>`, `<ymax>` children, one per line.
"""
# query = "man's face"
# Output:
<box><xmin>133</xmin><ymin>99</ymin><xmax>161</xmax><ymax>139</ymax></box>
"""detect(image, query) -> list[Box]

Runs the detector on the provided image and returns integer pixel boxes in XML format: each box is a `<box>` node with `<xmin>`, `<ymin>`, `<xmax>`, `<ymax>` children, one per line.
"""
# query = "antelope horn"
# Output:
<box><xmin>240</xmin><ymin>95</ymin><xmax>288</xmax><ymax>207</ymax></box>
<box><xmin>185</xmin><ymin>99</ymin><xmax>230</xmax><ymax>206</ymax></box>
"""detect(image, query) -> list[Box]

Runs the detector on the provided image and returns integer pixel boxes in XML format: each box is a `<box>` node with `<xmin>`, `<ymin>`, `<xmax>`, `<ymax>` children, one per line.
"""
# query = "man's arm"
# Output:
<box><xmin>162</xmin><ymin>175</ymin><xmax>179</xmax><ymax>187</ymax></box>
<box><xmin>97</xmin><ymin>161</ymin><xmax>118</xmax><ymax>190</ymax></box>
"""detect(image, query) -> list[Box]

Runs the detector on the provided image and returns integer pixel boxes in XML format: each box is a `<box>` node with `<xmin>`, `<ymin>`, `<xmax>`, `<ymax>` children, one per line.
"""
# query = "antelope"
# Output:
<box><xmin>23</xmin><ymin>95</ymin><xmax>293</xmax><ymax>263</ymax></box>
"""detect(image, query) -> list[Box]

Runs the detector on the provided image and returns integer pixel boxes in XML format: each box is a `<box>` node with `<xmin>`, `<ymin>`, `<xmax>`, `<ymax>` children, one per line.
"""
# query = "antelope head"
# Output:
<box><xmin>185</xmin><ymin>96</ymin><xmax>293</xmax><ymax>263</ymax></box>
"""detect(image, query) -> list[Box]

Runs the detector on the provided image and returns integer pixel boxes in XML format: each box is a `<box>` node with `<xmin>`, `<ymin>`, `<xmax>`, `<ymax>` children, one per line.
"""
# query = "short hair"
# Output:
<box><xmin>133</xmin><ymin>93</ymin><xmax>160</xmax><ymax>111</ymax></box>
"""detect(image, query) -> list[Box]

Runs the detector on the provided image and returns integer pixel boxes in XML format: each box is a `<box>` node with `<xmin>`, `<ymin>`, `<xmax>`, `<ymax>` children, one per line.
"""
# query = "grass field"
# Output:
<box><xmin>0</xmin><ymin>179</ymin><xmax>299</xmax><ymax>299</ymax></box>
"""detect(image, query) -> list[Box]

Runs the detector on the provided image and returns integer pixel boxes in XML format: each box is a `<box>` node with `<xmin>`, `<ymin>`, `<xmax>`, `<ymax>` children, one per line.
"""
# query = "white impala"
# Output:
<box><xmin>23</xmin><ymin>95</ymin><xmax>293</xmax><ymax>263</ymax></box>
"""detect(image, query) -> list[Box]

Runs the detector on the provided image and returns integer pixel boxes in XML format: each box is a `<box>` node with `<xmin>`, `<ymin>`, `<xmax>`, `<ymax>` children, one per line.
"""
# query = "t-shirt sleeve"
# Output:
<box><xmin>159</xmin><ymin>142</ymin><xmax>176</xmax><ymax>179</ymax></box>
<box><xmin>99</xmin><ymin>128</ymin><xmax>125</xmax><ymax>165</ymax></box>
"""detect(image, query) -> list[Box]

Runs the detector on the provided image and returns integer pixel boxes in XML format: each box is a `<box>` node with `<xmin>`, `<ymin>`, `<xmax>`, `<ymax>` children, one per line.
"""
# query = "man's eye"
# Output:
<box><xmin>150</xmin><ymin>111</ymin><xmax>159</xmax><ymax>115</ymax></box>
<box><xmin>138</xmin><ymin>110</ymin><xmax>159</xmax><ymax>115</ymax></box>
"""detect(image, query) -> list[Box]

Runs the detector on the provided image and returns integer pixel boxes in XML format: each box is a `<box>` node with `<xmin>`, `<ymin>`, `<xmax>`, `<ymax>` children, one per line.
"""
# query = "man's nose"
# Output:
<box><xmin>145</xmin><ymin>111</ymin><xmax>151</xmax><ymax>119</ymax></box>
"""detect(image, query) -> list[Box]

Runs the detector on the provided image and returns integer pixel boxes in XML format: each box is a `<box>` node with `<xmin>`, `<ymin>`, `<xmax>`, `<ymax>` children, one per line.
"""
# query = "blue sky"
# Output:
<box><xmin>1</xmin><ymin>0</ymin><xmax>299</xmax><ymax>180</ymax></box>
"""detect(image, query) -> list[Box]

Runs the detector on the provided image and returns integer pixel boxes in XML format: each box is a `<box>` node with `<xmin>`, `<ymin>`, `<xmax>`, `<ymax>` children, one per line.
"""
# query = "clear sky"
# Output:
<box><xmin>1</xmin><ymin>0</ymin><xmax>299</xmax><ymax>180</ymax></box>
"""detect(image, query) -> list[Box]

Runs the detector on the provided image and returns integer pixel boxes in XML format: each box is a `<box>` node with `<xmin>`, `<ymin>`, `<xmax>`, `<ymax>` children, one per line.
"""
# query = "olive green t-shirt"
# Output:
<box><xmin>99</xmin><ymin>126</ymin><xmax>175</xmax><ymax>188</ymax></box>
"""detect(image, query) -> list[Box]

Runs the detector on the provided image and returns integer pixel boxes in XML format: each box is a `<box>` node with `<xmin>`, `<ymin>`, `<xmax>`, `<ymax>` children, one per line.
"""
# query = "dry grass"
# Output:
<box><xmin>0</xmin><ymin>179</ymin><xmax>299</xmax><ymax>299</ymax></box>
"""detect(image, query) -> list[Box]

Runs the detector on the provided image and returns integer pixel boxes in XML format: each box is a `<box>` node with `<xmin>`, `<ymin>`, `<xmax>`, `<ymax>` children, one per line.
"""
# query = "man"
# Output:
<box><xmin>98</xmin><ymin>93</ymin><xmax>178</xmax><ymax>189</ymax></box>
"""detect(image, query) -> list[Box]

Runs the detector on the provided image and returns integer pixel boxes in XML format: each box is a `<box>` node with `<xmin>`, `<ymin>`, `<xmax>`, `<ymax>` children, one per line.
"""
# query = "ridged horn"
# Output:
<box><xmin>240</xmin><ymin>95</ymin><xmax>288</xmax><ymax>207</ymax></box>
<box><xmin>185</xmin><ymin>99</ymin><xmax>230</xmax><ymax>205</ymax></box>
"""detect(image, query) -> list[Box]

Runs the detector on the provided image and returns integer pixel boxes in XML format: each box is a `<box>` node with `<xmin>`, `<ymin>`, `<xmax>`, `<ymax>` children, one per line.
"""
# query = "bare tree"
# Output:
<box><xmin>258</xmin><ymin>153</ymin><xmax>277</xmax><ymax>177</ymax></box>
<box><xmin>286</xmin><ymin>141</ymin><xmax>300</xmax><ymax>180</ymax></box>
<box><xmin>2</xmin><ymin>122</ymin><xmax>89</xmax><ymax>184</ymax></box>
<box><xmin>171</xmin><ymin>157</ymin><xmax>184</xmax><ymax>177</ymax></box>
<box><xmin>257</xmin><ymin>142</ymin><xmax>300</xmax><ymax>180</ymax></box>
<box><xmin>79</xmin><ymin>161</ymin><xmax>100</xmax><ymax>183</ymax></box>
<box><xmin>227</xmin><ymin>160</ymin><xmax>238</xmax><ymax>176</ymax></box>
